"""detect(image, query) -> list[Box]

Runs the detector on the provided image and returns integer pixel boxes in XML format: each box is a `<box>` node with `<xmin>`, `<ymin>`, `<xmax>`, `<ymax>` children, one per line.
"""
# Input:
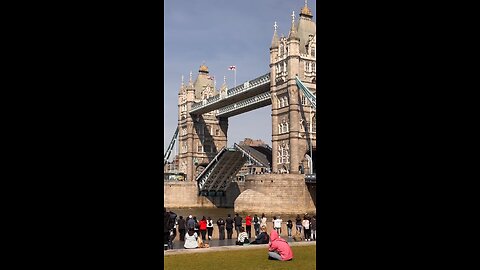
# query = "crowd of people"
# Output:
<box><xmin>163</xmin><ymin>208</ymin><xmax>317</xmax><ymax>262</ymax></box>
<box><xmin>164</xmin><ymin>209</ymin><xmax>317</xmax><ymax>251</ymax></box>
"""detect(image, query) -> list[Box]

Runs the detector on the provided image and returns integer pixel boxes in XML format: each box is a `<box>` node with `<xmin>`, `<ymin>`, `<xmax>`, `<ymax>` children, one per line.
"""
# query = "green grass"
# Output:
<box><xmin>164</xmin><ymin>245</ymin><xmax>316</xmax><ymax>270</ymax></box>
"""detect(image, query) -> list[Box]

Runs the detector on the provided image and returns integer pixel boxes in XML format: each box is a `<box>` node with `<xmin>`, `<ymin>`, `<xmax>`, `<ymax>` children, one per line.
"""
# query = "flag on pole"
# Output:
<box><xmin>228</xmin><ymin>65</ymin><xmax>236</xmax><ymax>70</ymax></box>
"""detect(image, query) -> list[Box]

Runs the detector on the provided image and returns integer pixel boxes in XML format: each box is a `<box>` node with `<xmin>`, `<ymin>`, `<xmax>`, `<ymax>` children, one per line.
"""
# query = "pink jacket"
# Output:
<box><xmin>268</xmin><ymin>230</ymin><xmax>293</xmax><ymax>261</ymax></box>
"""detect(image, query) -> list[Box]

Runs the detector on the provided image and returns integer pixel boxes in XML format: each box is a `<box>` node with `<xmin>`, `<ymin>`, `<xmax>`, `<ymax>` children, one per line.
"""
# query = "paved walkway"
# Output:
<box><xmin>164</xmin><ymin>238</ymin><xmax>316</xmax><ymax>256</ymax></box>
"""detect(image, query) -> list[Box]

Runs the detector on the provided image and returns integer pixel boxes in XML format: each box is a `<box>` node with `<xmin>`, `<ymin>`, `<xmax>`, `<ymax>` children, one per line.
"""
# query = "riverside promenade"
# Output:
<box><xmin>164</xmin><ymin>239</ymin><xmax>315</xmax><ymax>255</ymax></box>
<box><xmin>168</xmin><ymin>221</ymin><xmax>313</xmax><ymax>242</ymax></box>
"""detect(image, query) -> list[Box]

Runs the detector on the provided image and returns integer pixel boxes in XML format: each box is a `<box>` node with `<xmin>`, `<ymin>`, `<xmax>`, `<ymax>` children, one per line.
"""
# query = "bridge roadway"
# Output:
<box><xmin>190</xmin><ymin>73</ymin><xmax>270</xmax><ymax>116</ymax></box>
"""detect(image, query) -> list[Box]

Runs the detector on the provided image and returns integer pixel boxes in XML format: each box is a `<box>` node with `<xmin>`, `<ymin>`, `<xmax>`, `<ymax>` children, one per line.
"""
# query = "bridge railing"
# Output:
<box><xmin>217</xmin><ymin>91</ymin><xmax>271</xmax><ymax>117</ymax></box>
<box><xmin>190</xmin><ymin>73</ymin><xmax>270</xmax><ymax>113</ymax></box>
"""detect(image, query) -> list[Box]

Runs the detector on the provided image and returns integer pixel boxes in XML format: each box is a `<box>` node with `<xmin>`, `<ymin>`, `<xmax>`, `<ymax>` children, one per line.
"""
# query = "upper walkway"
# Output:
<box><xmin>190</xmin><ymin>73</ymin><xmax>270</xmax><ymax>116</ymax></box>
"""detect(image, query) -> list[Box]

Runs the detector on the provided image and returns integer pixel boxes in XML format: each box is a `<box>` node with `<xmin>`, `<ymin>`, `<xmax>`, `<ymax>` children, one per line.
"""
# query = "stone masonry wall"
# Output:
<box><xmin>164</xmin><ymin>181</ymin><xmax>246</xmax><ymax>208</ymax></box>
<box><xmin>234</xmin><ymin>174</ymin><xmax>316</xmax><ymax>216</ymax></box>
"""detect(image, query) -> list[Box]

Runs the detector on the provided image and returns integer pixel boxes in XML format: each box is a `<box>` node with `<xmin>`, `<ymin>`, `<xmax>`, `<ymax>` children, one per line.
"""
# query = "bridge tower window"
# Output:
<box><xmin>204</xmin><ymin>144</ymin><xmax>211</xmax><ymax>153</ymax></box>
<box><xmin>312</xmin><ymin>115</ymin><xmax>316</xmax><ymax>132</ymax></box>
<box><xmin>197</xmin><ymin>144</ymin><xmax>203</xmax><ymax>153</ymax></box>
<box><xmin>311</xmin><ymin>47</ymin><xmax>315</xmax><ymax>58</ymax></box>
<box><xmin>215</xmin><ymin>129</ymin><xmax>219</xmax><ymax>136</ymax></box>
<box><xmin>280</xmin><ymin>97</ymin><xmax>285</xmax><ymax>107</ymax></box>
<box><xmin>284</xmin><ymin>96</ymin><xmax>289</xmax><ymax>106</ymax></box>
<box><xmin>312</xmin><ymin>63</ymin><xmax>316</xmax><ymax>72</ymax></box>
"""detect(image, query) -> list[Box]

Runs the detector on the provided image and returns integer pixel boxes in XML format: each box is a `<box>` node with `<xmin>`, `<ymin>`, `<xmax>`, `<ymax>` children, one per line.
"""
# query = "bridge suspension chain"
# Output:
<box><xmin>295</xmin><ymin>76</ymin><xmax>316</xmax><ymax>110</ymax></box>
<box><xmin>164</xmin><ymin>127</ymin><xmax>179</xmax><ymax>166</ymax></box>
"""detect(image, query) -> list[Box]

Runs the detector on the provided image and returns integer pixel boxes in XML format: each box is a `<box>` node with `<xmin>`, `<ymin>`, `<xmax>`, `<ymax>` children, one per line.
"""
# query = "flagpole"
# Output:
<box><xmin>234</xmin><ymin>68</ymin><xmax>236</xmax><ymax>87</ymax></box>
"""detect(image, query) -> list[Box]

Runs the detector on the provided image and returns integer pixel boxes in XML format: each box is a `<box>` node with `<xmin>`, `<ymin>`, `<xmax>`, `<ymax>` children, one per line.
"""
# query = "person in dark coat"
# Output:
<box><xmin>186</xmin><ymin>215</ymin><xmax>195</xmax><ymax>230</ymax></box>
<box><xmin>225</xmin><ymin>214</ymin><xmax>234</xmax><ymax>239</ymax></box>
<box><xmin>217</xmin><ymin>217</ymin><xmax>226</xmax><ymax>240</ymax></box>
<box><xmin>253</xmin><ymin>214</ymin><xmax>261</xmax><ymax>236</ymax></box>
<box><xmin>177</xmin><ymin>216</ymin><xmax>186</xmax><ymax>241</ymax></box>
<box><xmin>234</xmin><ymin>213</ymin><xmax>243</xmax><ymax>238</ymax></box>
<box><xmin>295</xmin><ymin>214</ymin><xmax>302</xmax><ymax>234</ymax></box>
<box><xmin>163</xmin><ymin>208</ymin><xmax>170</xmax><ymax>249</ymax></box>
<box><xmin>193</xmin><ymin>216</ymin><xmax>199</xmax><ymax>235</ymax></box>
<box><xmin>250</xmin><ymin>225</ymin><xmax>270</xmax><ymax>244</ymax></box>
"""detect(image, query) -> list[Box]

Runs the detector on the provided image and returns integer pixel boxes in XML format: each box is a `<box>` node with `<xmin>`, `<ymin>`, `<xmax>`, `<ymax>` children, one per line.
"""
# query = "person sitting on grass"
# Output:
<box><xmin>293</xmin><ymin>230</ymin><xmax>303</xmax><ymax>242</ymax></box>
<box><xmin>197</xmin><ymin>234</ymin><xmax>210</xmax><ymax>248</ymax></box>
<box><xmin>236</xmin><ymin>227</ymin><xmax>249</xmax><ymax>245</ymax></box>
<box><xmin>184</xmin><ymin>228</ymin><xmax>198</xmax><ymax>249</ymax></box>
<box><xmin>251</xmin><ymin>225</ymin><xmax>269</xmax><ymax>244</ymax></box>
<box><xmin>268</xmin><ymin>230</ymin><xmax>293</xmax><ymax>261</ymax></box>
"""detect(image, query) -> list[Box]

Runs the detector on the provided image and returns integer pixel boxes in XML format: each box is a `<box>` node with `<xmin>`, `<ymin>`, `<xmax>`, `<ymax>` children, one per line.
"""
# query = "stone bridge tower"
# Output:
<box><xmin>270</xmin><ymin>3</ymin><xmax>316</xmax><ymax>174</ymax></box>
<box><xmin>177</xmin><ymin>64</ymin><xmax>229</xmax><ymax>182</ymax></box>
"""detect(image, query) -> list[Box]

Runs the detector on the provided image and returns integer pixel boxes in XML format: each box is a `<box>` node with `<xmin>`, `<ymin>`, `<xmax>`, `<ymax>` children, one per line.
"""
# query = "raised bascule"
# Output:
<box><xmin>164</xmin><ymin>2</ymin><xmax>317</xmax><ymax>215</ymax></box>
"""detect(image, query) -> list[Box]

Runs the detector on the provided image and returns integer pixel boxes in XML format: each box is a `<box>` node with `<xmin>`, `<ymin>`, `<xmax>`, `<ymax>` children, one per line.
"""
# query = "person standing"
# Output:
<box><xmin>234</xmin><ymin>213</ymin><xmax>243</xmax><ymax>238</ymax></box>
<box><xmin>226</xmin><ymin>214</ymin><xmax>234</xmax><ymax>239</ymax></box>
<box><xmin>186</xmin><ymin>215</ymin><xmax>195</xmax><ymax>230</ymax></box>
<box><xmin>286</xmin><ymin>219</ymin><xmax>293</xmax><ymax>238</ymax></box>
<box><xmin>206</xmin><ymin>216</ymin><xmax>214</xmax><ymax>241</ymax></box>
<box><xmin>217</xmin><ymin>217</ymin><xmax>226</xmax><ymax>240</ymax></box>
<box><xmin>274</xmin><ymin>216</ymin><xmax>283</xmax><ymax>235</ymax></box>
<box><xmin>245</xmin><ymin>214</ymin><xmax>252</xmax><ymax>239</ymax></box>
<box><xmin>199</xmin><ymin>216</ymin><xmax>207</xmax><ymax>241</ymax></box>
<box><xmin>163</xmin><ymin>208</ymin><xmax>171</xmax><ymax>249</ymax></box>
<box><xmin>178</xmin><ymin>216</ymin><xmax>186</xmax><ymax>241</ymax></box>
<box><xmin>302</xmin><ymin>215</ymin><xmax>310</xmax><ymax>241</ymax></box>
<box><xmin>260</xmin><ymin>213</ymin><xmax>267</xmax><ymax>229</ymax></box>
<box><xmin>253</xmin><ymin>214</ymin><xmax>260</xmax><ymax>236</ymax></box>
<box><xmin>310</xmin><ymin>215</ymin><xmax>316</xmax><ymax>241</ymax></box>
<box><xmin>295</xmin><ymin>214</ymin><xmax>302</xmax><ymax>234</ymax></box>
<box><xmin>193</xmin><ymin>216</ymin><xmax>199</xmax><ymax>236</ymax></box>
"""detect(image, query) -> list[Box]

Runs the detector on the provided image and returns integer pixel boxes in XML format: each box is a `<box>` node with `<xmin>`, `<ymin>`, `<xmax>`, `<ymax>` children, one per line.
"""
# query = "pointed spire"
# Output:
<box><xmin>300</xmin><ymin>0</ymin><xmax>313</xmax><ymax>17</ymax></box>
<box><xmin>271</xmin><ymin>21</ymin><xmax>280</xmax><ymax>49</ymax></box>
<box><xmin>288</xmin><ymin>10</ymin><xmax>299</xmax><ymax>39</ymax></box>
<box><xmin>181</xmin><ymin>74</ymin><xmax>184</xmax><ymax>87</ymax></box>
<box><xmin>189</xmin><ymin>71</ymin><xmax>193</xmax><ymax>87</ymax></box>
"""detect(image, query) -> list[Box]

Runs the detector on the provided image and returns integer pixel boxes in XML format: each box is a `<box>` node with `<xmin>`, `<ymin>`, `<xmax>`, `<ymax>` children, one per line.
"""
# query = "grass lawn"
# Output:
<box><xmin>164</xmin><ymin>245</ymin><xmax>316</xmax><ymax>270</ymax></box>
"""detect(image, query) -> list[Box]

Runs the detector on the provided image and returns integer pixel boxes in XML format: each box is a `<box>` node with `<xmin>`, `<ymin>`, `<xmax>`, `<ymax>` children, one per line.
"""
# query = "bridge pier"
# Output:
<box><xmin>233</xmin><ymin>174</ymin><xmax>316</xmax><ymax>216</ymax></box>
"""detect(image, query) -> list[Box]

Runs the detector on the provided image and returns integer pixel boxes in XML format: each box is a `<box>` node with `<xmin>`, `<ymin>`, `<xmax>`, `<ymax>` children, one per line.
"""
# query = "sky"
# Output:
<box><xmin>164</xmin><ymin>0</ymin><xmax>316</xmax><ymax>156</ymax></box>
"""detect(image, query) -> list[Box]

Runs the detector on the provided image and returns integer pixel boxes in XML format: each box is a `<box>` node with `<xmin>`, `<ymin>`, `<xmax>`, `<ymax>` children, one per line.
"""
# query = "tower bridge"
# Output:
<box><xmin>164</xmin><ymin>2</ymin><xmax>316</xmax><ymax>214</ymax></box>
